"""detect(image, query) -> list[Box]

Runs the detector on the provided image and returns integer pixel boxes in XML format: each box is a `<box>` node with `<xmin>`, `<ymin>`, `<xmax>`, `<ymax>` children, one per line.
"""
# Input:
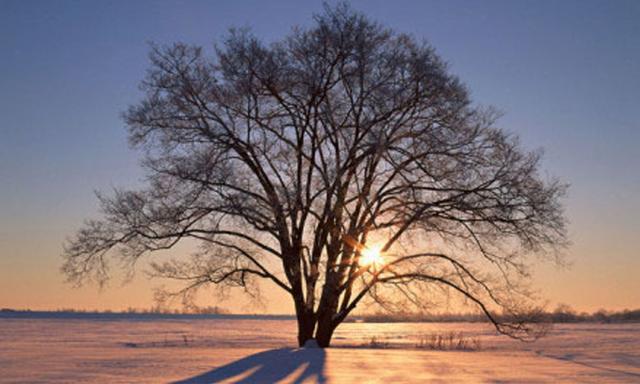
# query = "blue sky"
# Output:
<box><xmin>1</xmin><ymin>0</ymin><xmax>638</xmax><ymax>312</ymax></box>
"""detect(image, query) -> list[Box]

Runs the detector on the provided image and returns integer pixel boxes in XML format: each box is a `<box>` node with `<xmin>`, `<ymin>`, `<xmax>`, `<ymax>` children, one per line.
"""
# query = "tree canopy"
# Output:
<box><xmin>63</xmin><ymin>4</ymin><xmax>567</xmax><ymax>347</ymax></box>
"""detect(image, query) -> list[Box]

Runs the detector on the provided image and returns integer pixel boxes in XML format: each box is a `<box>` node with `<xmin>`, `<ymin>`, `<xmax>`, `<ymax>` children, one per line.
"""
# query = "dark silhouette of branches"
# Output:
<box><xmin>63</xmin><ymin>3</ymin><xmax>567</xmax><ymax>347</ymax></box>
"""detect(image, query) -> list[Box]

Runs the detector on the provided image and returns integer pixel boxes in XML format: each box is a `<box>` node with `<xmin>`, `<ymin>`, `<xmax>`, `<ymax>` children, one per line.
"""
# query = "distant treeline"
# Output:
<box><xmin>347</xmin><ymin>306</ymin><xmax>640</xmax><ymax>323</ymax></box>
<box><xmin>0</xmin><ymin>305</ymin><xmax>230</xmax><ymax>315</ymax></box>
<box><xmin>0</xmin><ymin>308</ymin><xmax>295</xmax><ymax>321</ymax></box>
<box><xmin>3</xmin><ymin>305</ymin><xmax>639</xmax><ymax>323</ymax></box>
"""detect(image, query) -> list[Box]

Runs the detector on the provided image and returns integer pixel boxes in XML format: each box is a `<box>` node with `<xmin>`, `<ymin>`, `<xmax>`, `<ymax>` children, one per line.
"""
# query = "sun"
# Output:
<box><xmin>359</xmin><ymin>244</ymin><xmax>385</xmax><ymax>269</ymax></box>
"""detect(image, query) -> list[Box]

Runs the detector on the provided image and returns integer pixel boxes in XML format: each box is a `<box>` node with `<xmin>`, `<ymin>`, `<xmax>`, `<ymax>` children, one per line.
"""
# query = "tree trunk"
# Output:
<box><xmin>296</xmin><ymin>309</ymin><xmax>316</xmax><ymax>347</ymax></box>
<box><xmin>315</xmin><ymin>294</ymin><xmax>339</xmax><ymax>348</ymax></box>
<box><xmin>315</xmin><ymin>317</ymin><xmax>336</xmax><ymax>348</ymax></box>
<box><xmin>313</xmin><ymin>266</ymin><xmax>342</xmax><ymax>348</ymax></box>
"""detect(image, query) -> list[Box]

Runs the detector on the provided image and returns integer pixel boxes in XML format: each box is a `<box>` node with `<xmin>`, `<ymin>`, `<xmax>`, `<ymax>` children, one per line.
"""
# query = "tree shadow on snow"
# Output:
<box><xmin>172</xmin><ymin>348</ymin><xmax>327</xmax><ymax>384</ymax></box>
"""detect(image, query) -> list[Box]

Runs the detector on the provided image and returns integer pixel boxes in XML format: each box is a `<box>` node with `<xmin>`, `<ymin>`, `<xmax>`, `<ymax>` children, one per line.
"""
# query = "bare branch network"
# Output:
<box><xmin>63</xmin><ymin>4</ymin><xmax>567</xmax><ymax>347</ymax></box>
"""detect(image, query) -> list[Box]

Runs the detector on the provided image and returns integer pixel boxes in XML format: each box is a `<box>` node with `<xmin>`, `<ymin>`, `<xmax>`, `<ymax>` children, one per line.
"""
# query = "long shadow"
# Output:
<box><xmin>172</xmin><ymin>348</ymin><xmax>327</xmax><ymax>384</ymax></box>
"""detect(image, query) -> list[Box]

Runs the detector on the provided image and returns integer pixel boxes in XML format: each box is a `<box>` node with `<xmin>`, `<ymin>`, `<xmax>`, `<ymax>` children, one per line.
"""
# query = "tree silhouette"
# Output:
<box><xmin>63</xmin><ymin>4</ymin><xmax>567</xmax><ymax>347</ymax></box>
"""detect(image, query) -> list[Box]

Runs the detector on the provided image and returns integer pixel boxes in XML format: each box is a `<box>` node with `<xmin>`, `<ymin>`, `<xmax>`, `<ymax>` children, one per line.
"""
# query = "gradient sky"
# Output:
<box><xmin>1</xmin><ymin>0</ymin><xmax>638</xmax><ymax>313</ymax></box>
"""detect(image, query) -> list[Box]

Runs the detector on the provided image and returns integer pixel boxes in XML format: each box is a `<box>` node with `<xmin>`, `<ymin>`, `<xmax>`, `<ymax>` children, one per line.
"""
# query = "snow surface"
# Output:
<box><xmin>1</xmin><ymin>316</ymin><xmax>639</xmax><ymax>383</ymax></box>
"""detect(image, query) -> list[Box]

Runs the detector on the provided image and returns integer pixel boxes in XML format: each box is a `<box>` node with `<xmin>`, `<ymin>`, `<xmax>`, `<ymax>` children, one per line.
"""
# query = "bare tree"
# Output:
<box><xmin>63</xmin><ymin>4</ymin><xmax>567</xmax><ymax>347</ymax></box>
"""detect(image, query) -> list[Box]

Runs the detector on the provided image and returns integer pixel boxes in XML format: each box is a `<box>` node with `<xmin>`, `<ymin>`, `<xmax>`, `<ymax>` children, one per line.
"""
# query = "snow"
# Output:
<box><xmin>1</xmin><ymin>315</ymin><xmax>639</xmax><ymax>383</ymax></box>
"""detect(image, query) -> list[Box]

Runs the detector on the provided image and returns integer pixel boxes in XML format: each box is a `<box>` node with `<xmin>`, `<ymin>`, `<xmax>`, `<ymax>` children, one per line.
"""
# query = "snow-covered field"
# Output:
<box><xmin>1</xmin><ymin>314</ymin><xmax>639</xmax><ymax>383</ymax></box>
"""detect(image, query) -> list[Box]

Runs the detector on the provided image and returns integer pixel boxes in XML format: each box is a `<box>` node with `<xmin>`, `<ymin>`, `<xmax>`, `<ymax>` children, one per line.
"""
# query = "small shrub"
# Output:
<box><xmin>366</xmin><ymin>336</ymin><xmax>390</xmax><ymax>349</ymax></box>
<box><xmin>415</xmin><ymin>332</ymin><xmax>481</xmax><ymax>351</ymax></box>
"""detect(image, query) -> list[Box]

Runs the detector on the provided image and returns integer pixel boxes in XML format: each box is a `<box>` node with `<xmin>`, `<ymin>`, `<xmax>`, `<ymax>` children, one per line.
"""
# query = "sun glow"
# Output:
<box><xmin>359</xmin><ymin>244</ymin><xmax>385</xmax><ymax>269</ymax></box>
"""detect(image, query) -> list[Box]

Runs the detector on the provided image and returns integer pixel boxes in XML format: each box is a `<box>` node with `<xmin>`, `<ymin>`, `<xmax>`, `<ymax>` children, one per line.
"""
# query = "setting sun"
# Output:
<box><xmin>359</xmin><ymin>244</ymin><xmax>385</xmax><ymax>269</ymax></box>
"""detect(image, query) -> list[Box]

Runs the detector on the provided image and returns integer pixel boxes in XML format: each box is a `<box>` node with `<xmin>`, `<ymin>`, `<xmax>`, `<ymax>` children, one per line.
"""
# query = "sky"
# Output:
<box><xmin>1</xmin><ymin>0</ymin><xmax>638</xmax><ymax>314</ymax></box>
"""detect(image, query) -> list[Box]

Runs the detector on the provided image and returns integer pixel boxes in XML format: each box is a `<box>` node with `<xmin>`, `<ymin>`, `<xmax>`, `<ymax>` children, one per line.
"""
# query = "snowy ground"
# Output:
<box><xmin>1</xmin><ymin>315</ymin><xmax>639</xmax><ymax>383</ymax></box>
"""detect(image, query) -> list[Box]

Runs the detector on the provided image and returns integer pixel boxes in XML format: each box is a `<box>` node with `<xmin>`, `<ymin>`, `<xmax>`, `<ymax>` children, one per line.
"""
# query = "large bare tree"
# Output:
<box><xmin>63</xmin><ymin>4</ymin><xmax>567</xmax><ymax>347</ymax></box>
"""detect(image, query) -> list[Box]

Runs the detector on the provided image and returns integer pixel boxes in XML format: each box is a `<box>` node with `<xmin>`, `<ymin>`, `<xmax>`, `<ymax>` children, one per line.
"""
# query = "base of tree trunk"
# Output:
<box><xmin>315</xmin><ymin>326</ymin><xmax>335</xmax><ymax>348</ymax></box>
<box><xmin>302</xmin><ymin>339</ymin><xmax>320</xmax><ymax>348</ymax></box>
